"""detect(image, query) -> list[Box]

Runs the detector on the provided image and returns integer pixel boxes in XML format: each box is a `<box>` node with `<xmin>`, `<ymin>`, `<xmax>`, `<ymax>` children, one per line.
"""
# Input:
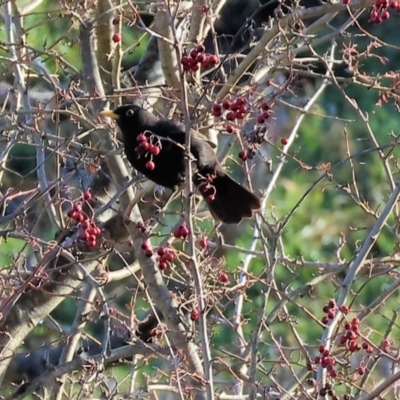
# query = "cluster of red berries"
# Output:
<box><xmin>156</xmin><ymin>246</ymin><xmax>176</xmax><ymax>270</ymax></box>
<box><xmin>339</xmin><ymin>317</ymin><xmax>363</xmax><ymax>353</ymax></box>
<box><xmin>212</xmin><ymin>97</ymin><xmax>249</xmax><ymax>122</ymax></box>
<box><xmin>67</xmin><ymin>190</ymin><xmax>102</xmax><ymax>247</ymax></box>
<box><xmin>141</xmin><ymin>241</ymin><xmax>177</xmax><ymax>270</ymax></box>
<box><xmin>256</xmin><ymin>103</ymin><xmax>271</xmax><ymax>124</ymax></box>
<box><xmin>135</xmin><ymin>133</ymin><xmax>161</xmax><ymax>171</ymax></box>
<box><xmin>181</xmin><ymin>45</ymin><xmax>219</xmax><ymax>72</ymax></box>
<box><xmin>321</xmin><ymin>299</ymin><xmax>349</xmax><ymax>324</ymax></box>
<box><xmin>173</xmin><ymin>224</ymin><xmax>190</xmax><ymax>240</ymax></box>
<box><xmin>367</xmin><ymin>0</ymin><xmax>400</xmax><ymax>22</ymax></box>
<box><xmin>314</xmin><ymin>345</ymin><xmax>338</xmax><ymax>378</ymax></box>
<box><xmin>67</xmin><ymin>190</ymin><xmax>93</xmax><ymax>222</ymax></box>
<box><xmin>80</xmin><ymin>219</ymin><xmax>102</xmax><ymax>248</ymax></box>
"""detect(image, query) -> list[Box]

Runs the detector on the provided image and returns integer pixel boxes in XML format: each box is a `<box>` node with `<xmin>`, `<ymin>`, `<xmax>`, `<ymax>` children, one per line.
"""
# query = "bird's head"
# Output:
<box><xmin>100</xmin><ymin>104</ymin><xmax>144</xmax><ymax>133</ymax></box>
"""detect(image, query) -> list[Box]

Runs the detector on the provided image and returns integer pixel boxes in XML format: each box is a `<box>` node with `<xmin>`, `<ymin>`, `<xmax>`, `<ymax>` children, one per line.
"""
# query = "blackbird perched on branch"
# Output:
<box><xmin>101</xmin><ymin>105</ymin><xmax>260</xmax><ymax>224</ymax></box>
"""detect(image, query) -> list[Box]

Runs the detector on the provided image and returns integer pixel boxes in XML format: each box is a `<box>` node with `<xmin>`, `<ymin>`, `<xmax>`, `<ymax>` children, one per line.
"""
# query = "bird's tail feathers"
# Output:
<box><xmin>195</xmin><ymin>173</ymin><xmax>260</xmax><ymax>224</ymax></box>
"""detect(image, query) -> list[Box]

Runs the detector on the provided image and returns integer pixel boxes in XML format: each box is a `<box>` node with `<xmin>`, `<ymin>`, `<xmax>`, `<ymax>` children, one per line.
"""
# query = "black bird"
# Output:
<box><xmin>100</xmin><ymin>105</ymin><xmax>260</xmax><ymax>224</ymax></box>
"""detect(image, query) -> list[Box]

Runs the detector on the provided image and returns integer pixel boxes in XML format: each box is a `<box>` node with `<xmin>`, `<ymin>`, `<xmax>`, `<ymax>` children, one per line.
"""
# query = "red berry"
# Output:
<box><xmin>340</xmin><ymin>305</ymin><xmax>349</xmax><ymax>314</ymax></box>
<box><xmin>212</xmin><ymin>104</ymin><xmax>222</xmax><ymax>113</ymax></box>
<box><xmin>381</xmin><ymin>10</ymin><xmax>390</xmax><ymax>18</ymax></box>
<box><xmin>201</xmin><ymin>60</ymin><xmax>210</xmax><ymax>70</ymax></box>
<box><xmin>165</xmin><ymin>252</ymin><xmax>175</xmax><ymax>262</ymax></box>
<box><xmin>234</xmin><ymin>112</ymin><xmax>244</xmax><ymax>120</ymax></box>
<box><xmin>112</xmin><ymin>17</ymin><xmax>120</xmax><ymax>25</ymax></box>
<box><xmin>226</xmin><ymin>112</ymin><xmax>236</xmax><ymax>121</ymax></box>
<box><xmin>83</xmin><ymin>191</ymin><xmax>92</xmax><ymax>201</ymax></box>
<box><xmin>80</xmin><ymin>231</ymin><xmax>90</xmax><ymax>240</ymax></box>
<box><xmin>222</xmin><ymin>100</ymin><xmax>232</xmax><ymax>110</ymax></box>
<box><xmin>179</xmin><ymin>225</ymin><xmax>190</xmax><ymax>238</ymax></box>
<box><xmin>329</xmin><ymin>370</ymin><xmax>337</xmax><ymax>378</ymax></box>
<box><xmin>181</xmin><ymin>56</ymin><xmax>191</xmax><ymax>65</ymax></box>
<box><xmin>314</xmin><ymin>356</ymin><xmax>321</xmax><ymax>364</ymax></box>
<box><xmin>319</xmin><ymin>345</ymin><xmax>326</xmax><ymax>353</ymax></box>
<box><xmin>280</xmin><ymin>138</ymin><xmax>288</xmax><ymax>145</ymax></box>
<box><xmin>199</xmin><ymin>237</ymin><xmax>208</xmax><ymax>248</ymax></box>
<box><xmin>238</xmin><ymin>150</ymin><xmax>247</xmax><ymax>161</ymax></box>
<box><xmin>190</xmin><ymin>49</ymin><xmax>198</xmax><ymax>59</ymax></box>
<box><xmin>141</xmin><ymin>240</ymin><xmax>151</xmax><ymax>251</ymax></box>
<box><xmin>159</xmin><ymin>262</ymin><xmax>168</xmax><ymax>270</ymax></box>
<box><xmin>219</xmin><ymin>273</ymin><xmax>229</xmax><ymax>283</ymax></box>
<box><xmin>87</xmin><ymin>239</ymin><xmax>97</xmax><ymax>247</ymax></box>
<box><xmin>145</xmin><ymin>249</ymin><xmax>153</xmax><ymax>257</ymax></box>
<box><xmin>112</xmin><ymin>33</ymin><xmax>122</xmax><ymax>43</ymax></box>
<box><xmin>238</xmin><ymin>104</ymin><xmax>248</xmax><ymax>114</ymax></box>
<box><xmin>81</xmin><ymin>220</ymin><xmax>90</xmax><ymax>229</ymax></box>
<box><xmin>202</xmin><ymin>5</ymin><xmax>209</xmax><ymax>12</ymax></box>
<box><xmin>157</xmin><ymin>247</ymin><xmax>166</xmax><ymax>256</ymax></box>
<box><xmin>73</xmin><ymin>202</ymin><xmax>82</xmax><ymax>212</ymax></box>
<box><xmin>357</xmin><ymin>367</ymin><xmax>365</xmax><ymax>375</ymax></box>
<box><xmin>137</xmin><ymin>133</ymin><xmax>147</xmax><ymax>142</ymax></box>
<box><xmin>328</xmin><ymin>309</ymin><xmax>336</xmax><ymax>319</ymax></box>
<box><xmin>257</xmin><ymin>115</ymin><xmax>265</xmax><ymax>124</ymax></box>
<box><xmin>173</xmin><ymin>226</ymin><xmax>181</xmax><ymax>238</ymax></box>
<box><xmin>191</xmin><ymin>64</ymin><xmax>200</xmax><ymax>72</ymax></box>
<box><xmin>208</xmin><ymin>54</ymin><xmax>219</xmax><ymax>64</ymax></box>
<box><xmin>226</xmin><ymin>125</ymin><xmax>235</xmax><ymax>133</ymax></box>
<box><xmin>343</xmin><ymin>0</ymin><xmax>350</xmax><ymax>4</ymax></box>
<box><xmin>340</xmin><ymin>336</ymin><xmax>347</xmax><ymax>344</ymax></box>
<box><xmin>230</xmin><ymin>103</ymin><xmax>239</xmax><ymax>112</ymax></box>
<box><xmin>145</xmin><ymin>161</ymin><xmax>155</xmax><ymax>170</ymax></box>
<box><xmin>196</xmin><ymin>53</ymin><xmax>206</xmax><ymax>63</ymax></box>
<box><xmin>140</xmin><ymin>141</ymin><xmax>150</xmax><ymax>151</ymax></box>
<box><xmin>348</xmin><ymin>340</ymin><xmax>358</xmax><ymax>352</ymax></box>
<box><xmin>236</xmin><ymin>97</ymin><xmax>245</xmax><ymax>106</ymax></box>
<box><xmin>352</xmin><ymin>317</ymin><xmax>360</xmax><ymax>326</ymax></box>
<box><xmin>261</xmin><ymin>103</ymin><xmax>269</xmax><ymax>111</ymax></box>
<box><xmin>262</xmin><ymin>111</ymin><xmax>271</xmax><ymax>119</ymax></box>
<box><xmin>322</xmin><ymin>316</ymin><xmax>329</xmax><ymax>324</ymax></box>
<box><xmin>149</xmin><ymin>144</ymin><xmax>160</xmax><ymax>156</ymax></box>
<box><xmin>190</xmin><ymin>309</ymin><xmax>199</xmax><ymax>321</ymax></box>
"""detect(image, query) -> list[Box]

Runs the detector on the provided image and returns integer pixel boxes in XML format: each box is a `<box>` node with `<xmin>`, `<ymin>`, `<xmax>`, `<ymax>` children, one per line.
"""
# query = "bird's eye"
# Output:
<box><xmin>126</xmin><ymin>109</ymin><xmax>135</xmax><ymax>117</ymax></box>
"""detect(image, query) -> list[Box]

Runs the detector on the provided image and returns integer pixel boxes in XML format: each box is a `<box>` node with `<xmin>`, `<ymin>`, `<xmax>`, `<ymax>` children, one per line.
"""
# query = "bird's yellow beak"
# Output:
<box><xmin>100</xmin><ymin>110</ymin><xmax>119</xmax><ymax>120</ymax></box>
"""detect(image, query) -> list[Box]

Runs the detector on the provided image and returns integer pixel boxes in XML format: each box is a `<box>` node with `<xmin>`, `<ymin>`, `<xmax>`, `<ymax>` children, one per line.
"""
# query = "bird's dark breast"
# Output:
<box><xmin>124</xmin><ymin>138</ymin><xmax>186</xmax><ymax>189</ymax></box>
